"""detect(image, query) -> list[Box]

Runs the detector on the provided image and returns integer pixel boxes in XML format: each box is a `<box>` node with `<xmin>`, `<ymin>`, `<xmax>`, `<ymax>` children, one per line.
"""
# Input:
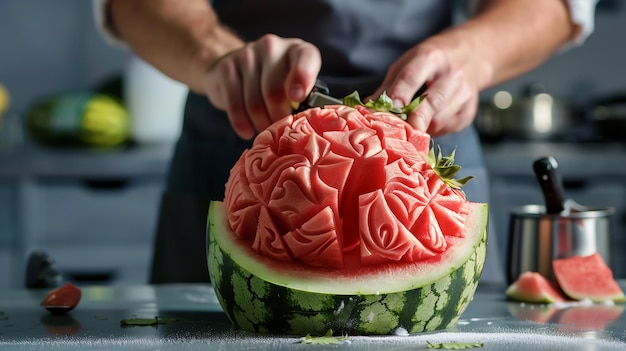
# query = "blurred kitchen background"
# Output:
<box><xmin>1</xmin><ymin>0</ymin><xmax>626</xmax><ymax>290</ymax></box>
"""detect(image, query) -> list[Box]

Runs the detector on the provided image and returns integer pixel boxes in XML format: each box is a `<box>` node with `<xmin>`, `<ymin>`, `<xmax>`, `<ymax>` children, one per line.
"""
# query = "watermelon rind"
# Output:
<box><xmin>505</xmin><ymin>271</ymin><xmax>568</xmax><ymax>304</ymax></box>
<box><xmin>207</xmin><ymin>200</ymin><xmax>488</xmax><ymax>335</ymax></box>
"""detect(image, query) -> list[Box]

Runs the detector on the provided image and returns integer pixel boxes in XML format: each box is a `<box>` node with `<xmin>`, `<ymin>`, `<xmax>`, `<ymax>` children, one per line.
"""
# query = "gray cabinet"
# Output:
<box><xmin>22</xmin><ymin>179</ymin><xmax>164</xmax><ymax>286</ymax></box>
<box><xmin>0</xmin><ymin>183</ymin><xmax>16</xmax><ymax>289</ymax></box>
<box><xmin>0</xmin><ymin>143</ymin><xmax>173</xmax><ymax>290</ymax></box>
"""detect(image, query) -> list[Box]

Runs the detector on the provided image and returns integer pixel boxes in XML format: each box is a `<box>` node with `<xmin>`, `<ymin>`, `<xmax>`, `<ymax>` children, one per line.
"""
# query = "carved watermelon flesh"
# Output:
<box><xmin>224</xmin><ymin>105</ymin><xmax>467</xmax><ymax>269</ymax></box>
<box><xmin>208</xmin><ymin>105</ymin><xmax>487</xmax><ymax>335</ymax></box>
<box><xmin>505</xmin><ymin>271</ymin><xmax>568</xmax><ymax>304</ymax></box>
<box><xmin>553</xmin><ymin>253</ymin><xmax>626</xmax><ymax>303</ymax></box>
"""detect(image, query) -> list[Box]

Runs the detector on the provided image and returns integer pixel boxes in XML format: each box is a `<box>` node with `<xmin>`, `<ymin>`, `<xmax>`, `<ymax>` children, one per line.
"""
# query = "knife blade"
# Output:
<box><xmin>306</xmin><ymin>91</ymin><xmax>343</xmax><ymax>108</ymax></box>
<box><xmin>295</xmin><ymin>79</ymin><xmax>343</xmax><ymax>112</ymax></box>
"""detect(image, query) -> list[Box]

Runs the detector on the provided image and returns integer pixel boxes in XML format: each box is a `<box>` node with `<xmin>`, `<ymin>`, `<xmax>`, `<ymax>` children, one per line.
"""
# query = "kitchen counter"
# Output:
<box><xmin>1</xmin><ymin>283</ymin><xmax>626</xmax><ymax>350</ymax></box>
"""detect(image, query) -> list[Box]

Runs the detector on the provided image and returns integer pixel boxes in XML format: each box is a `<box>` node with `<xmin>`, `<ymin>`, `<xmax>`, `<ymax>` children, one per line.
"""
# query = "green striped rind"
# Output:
<box><xmin>207</xmin><ymin>202</ymin><xmax>487</xmax><ymax>335</ymax></box>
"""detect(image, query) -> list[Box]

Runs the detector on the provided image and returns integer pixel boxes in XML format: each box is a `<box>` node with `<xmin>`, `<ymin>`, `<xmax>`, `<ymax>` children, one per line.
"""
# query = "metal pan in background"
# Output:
<box><xmin>475</xmin><ymin>84</ymin><xmax>584</xmax><ymax>142</ymax></box>
<box><xmin>587</xmin><ymin>93</ymin><xmax>626</xmax><ymax>142</ymax></box>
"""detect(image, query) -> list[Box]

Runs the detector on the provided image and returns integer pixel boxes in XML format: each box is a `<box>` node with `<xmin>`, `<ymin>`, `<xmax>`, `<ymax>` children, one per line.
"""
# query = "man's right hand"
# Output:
<box><xmin>203</xmin><ymin>34</ymin><xmax>322</xmax><ymax>140</ymax></box>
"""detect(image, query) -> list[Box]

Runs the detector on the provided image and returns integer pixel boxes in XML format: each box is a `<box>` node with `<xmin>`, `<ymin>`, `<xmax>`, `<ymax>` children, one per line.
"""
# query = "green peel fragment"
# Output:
<box><xmin>120</xmin><ymin>316</ymin><xmax>178</xmax><ymax>326</ymax></box>
<box><xmin>427</xmin><ymin>341</ymin><xmax>484</xmax><ymax>349</ymax></box>
<box><xmin>300</xmin><ymin>329</ymin><xmax>349</xmax><ymax>344</ymax></box>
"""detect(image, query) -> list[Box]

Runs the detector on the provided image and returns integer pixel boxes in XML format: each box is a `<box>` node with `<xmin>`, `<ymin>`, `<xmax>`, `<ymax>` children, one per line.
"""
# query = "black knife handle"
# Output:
<box><xmin>294</xmin><ymin>79</ymin><xmax>332</xmax><ymax>112</ymax></box>
<box><xmin>533</xmin><ymin>156</ymin><xmax>566</xmax><ymax>214</ymax></box>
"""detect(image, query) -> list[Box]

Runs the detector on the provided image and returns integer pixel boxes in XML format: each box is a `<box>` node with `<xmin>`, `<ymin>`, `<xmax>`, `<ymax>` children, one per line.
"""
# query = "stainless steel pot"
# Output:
<box><xmin>507</xmin><ymin>204</ymin><xmax>613</xmax><ymax>284</ymax></box>
<box><xmin>506</xmin><ymin>156</ymin><xmax>614</xmax><ymax>284</ymax></box>
<box><xmin>475</xmin><ymin>84</ymin><xmax>580</xmax><ymax>141</ymax></box>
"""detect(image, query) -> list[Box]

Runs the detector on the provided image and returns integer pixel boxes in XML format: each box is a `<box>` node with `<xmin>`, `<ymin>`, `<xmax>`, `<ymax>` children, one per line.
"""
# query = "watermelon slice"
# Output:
<box><xmin>505</xmin><ymin>271</ymin><xmax>568</xmax><ymax>304</ymax></box>
<box><xmin>208</xmin><ymin>102</ymin><xmax>488</xmax><ymax>335</ymax></box>
<box><xmin>553</xmin><ymin>253</ymin><xmax>626</xmax><ymax>303</ymax></box>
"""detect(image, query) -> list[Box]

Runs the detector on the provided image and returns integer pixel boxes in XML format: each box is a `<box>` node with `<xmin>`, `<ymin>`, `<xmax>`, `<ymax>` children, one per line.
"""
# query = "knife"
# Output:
<box><xmin>294</xmin><ymin>79</ymin><xmax>343</xmax><ymax>112</ymax></box>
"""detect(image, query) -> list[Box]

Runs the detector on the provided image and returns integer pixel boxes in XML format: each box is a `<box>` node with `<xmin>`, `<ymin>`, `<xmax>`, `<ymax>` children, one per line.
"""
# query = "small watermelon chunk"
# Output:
<box><xmin>505</xmin><ymin>271</ymin><xmax>568</xmax><ymax>304</ymax></box>
<box><xmin>553</xmin><ymin>253</ymin><xmax>626</xmax><ymax>303</ymax></box>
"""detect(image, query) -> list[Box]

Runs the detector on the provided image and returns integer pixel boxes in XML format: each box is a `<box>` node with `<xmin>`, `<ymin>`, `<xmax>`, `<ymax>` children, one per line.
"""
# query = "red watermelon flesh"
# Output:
<box><xmin>224</xmin><ymin>105</ymin><xmax>468</xmax><ymax>270</ymax></box>
<box><xmin>552</xmin><ymin>253</ymin><xmax>626</xmax><ymax>303</ymax></box>
<box><xmin>505</xmin><ymin>271</ymin><xmax>569</xmax><ymax>304</ymax></box>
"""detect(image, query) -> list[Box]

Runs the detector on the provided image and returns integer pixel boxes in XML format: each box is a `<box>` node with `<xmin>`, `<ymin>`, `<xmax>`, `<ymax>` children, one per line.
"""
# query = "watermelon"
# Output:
<box><xmin>553</xmin><ymin>253</ymin><xmax>626</xmax><ymax>303</ymax></box>
<box><xmin>505</xmin><ymin>271</ymin><xmax>568</xmax><ymax>304</ymax></box>
<box><xmin>207</xmin><ymin>102</ymin><xmax>488</xmax><ymax>335</ymax></box>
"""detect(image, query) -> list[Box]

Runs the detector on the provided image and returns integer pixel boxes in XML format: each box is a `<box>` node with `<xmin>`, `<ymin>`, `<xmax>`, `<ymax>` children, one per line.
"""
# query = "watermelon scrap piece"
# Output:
<box><xmin>553</xmin><ymin>253</ymin><xmax>626</xmax><ymax>303</ymax></box>
<box><xmin>505</xmin><ymin>271</ymin><xmax>569</xmax><ymax>304</ymax></box>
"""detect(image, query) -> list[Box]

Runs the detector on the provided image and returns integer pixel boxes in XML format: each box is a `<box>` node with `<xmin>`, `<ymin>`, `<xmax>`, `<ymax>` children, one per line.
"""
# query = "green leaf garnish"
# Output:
<box><xmin>342</xmin><ymin>91</ymin><xmax>365</xmax><ymax>108</ymax></box>
<box><xmin>120</xmin><ymin>316</ymin><xmax>178</xmax><ymax>326</ymax></box>
<box><xmin>428</xmin><ymin>143</ymin><xmax>473</xmax><ymax>189</ymax></box>
<box><xmin>427</xmin><ymin>341</ymin><xmax>484</xmax><ymax>349</ymax></box>
<box><xmin>366</xmin><ymin>91</ymin><xmax>394</xmax><ymax>112</ymax></box>
<box><xmin>342</xmin><ymin>91</ymin><xmax>426</xmax><ymax>121</ymax></box>
<box><xmin>300</xmin><ymin>329</ymin><xmax>349</xmax><ymax>344</ymax></box>
<box><xmin>403</xmin><ymin>94</ymin><xmax>427</xmax><ymax>114</ymax></box>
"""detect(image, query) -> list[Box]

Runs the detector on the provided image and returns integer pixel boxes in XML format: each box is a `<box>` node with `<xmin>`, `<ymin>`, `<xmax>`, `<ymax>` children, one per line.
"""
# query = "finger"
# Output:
<box><xmin>260</xmin><ymin>38</ymin><xmax>321</xmax><ymax>123</ymax></box>
<box><xmin>238</xmin><ymin>43</ymin><xmax>274</xmax><ymax>133</ymax></box>
<box><xmin>406</xmin><ymin>70</ymin><xmax>458</xmax><ymax>133</ymax></box>
<box><xmin>208</xmin><ymin>54</ymin><xmax>256</xmax><ymax>140</ymax></box>
<box><xmin>377</xmin><ymin>47</ymin><xmax>448</xmax><ymax>107</ymax></box>
<box><xmin>429</xmin><ymin>91</ymin><xmax>478</xmax><ymax>137</ymax></box>
<box><xmin>284</xmin><ymin>41</ymin><xmax>321</xmax><ymax>103</ymax></box>
<box><xmin>258</xmin><ymin>36</ymin><xmax>294</xmax><ymax>123</ymax></box>
<box><xmin>426</xmin><ymin>69</ymin><xmax>474</xmax><ymax>136</ymax></box>
<box><xmin>203</xmin><ymin>53</ymin><xmax>232</xmax><ymax>111</ymax></box>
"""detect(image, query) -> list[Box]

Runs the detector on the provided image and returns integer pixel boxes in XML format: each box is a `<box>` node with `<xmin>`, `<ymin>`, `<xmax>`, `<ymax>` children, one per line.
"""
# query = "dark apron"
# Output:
<box><xmin>149</xmin><ymin>0</ymin><xmax>505</xmax><ymax>284</ymax></box>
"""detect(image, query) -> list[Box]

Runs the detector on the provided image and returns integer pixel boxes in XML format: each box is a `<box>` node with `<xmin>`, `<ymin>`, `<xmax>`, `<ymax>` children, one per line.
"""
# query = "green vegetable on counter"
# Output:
<box><xmin>300</xmin><ymin>329</ymin><xmax>349</xmax><ymax>345</ymax></box>
<box><xmin>427</xmin><ymin>341</ymin><xmax>484</xmax><ymax>349</ymax></box>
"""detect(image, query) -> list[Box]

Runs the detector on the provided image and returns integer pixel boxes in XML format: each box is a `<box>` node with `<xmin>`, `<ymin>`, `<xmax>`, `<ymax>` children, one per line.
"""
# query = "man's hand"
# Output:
<box><xmin>203</xmin><ymin>34</ymin><xmax>322</xmax><ymax>139</ymax></box>
<box><xmin>371</xmin><ymin>37</ymin><xmax>486</xmax><ymax>137</ymax></box>
<box><xmin>370</xmin><ymin>0</ymin><xmax>577</xmax><ymax>137</ymax></box>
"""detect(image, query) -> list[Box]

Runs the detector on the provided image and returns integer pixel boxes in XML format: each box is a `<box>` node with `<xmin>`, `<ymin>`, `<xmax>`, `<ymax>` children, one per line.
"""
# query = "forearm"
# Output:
<box><xmin>436</xmin><ymin>0</ymin><xmax>579</xmax><ymax>90</ymax></box>
<box><xmin>107</xmin><ymin>0</ymin><xmax>244</xmax><ymax>93</ymax></box>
